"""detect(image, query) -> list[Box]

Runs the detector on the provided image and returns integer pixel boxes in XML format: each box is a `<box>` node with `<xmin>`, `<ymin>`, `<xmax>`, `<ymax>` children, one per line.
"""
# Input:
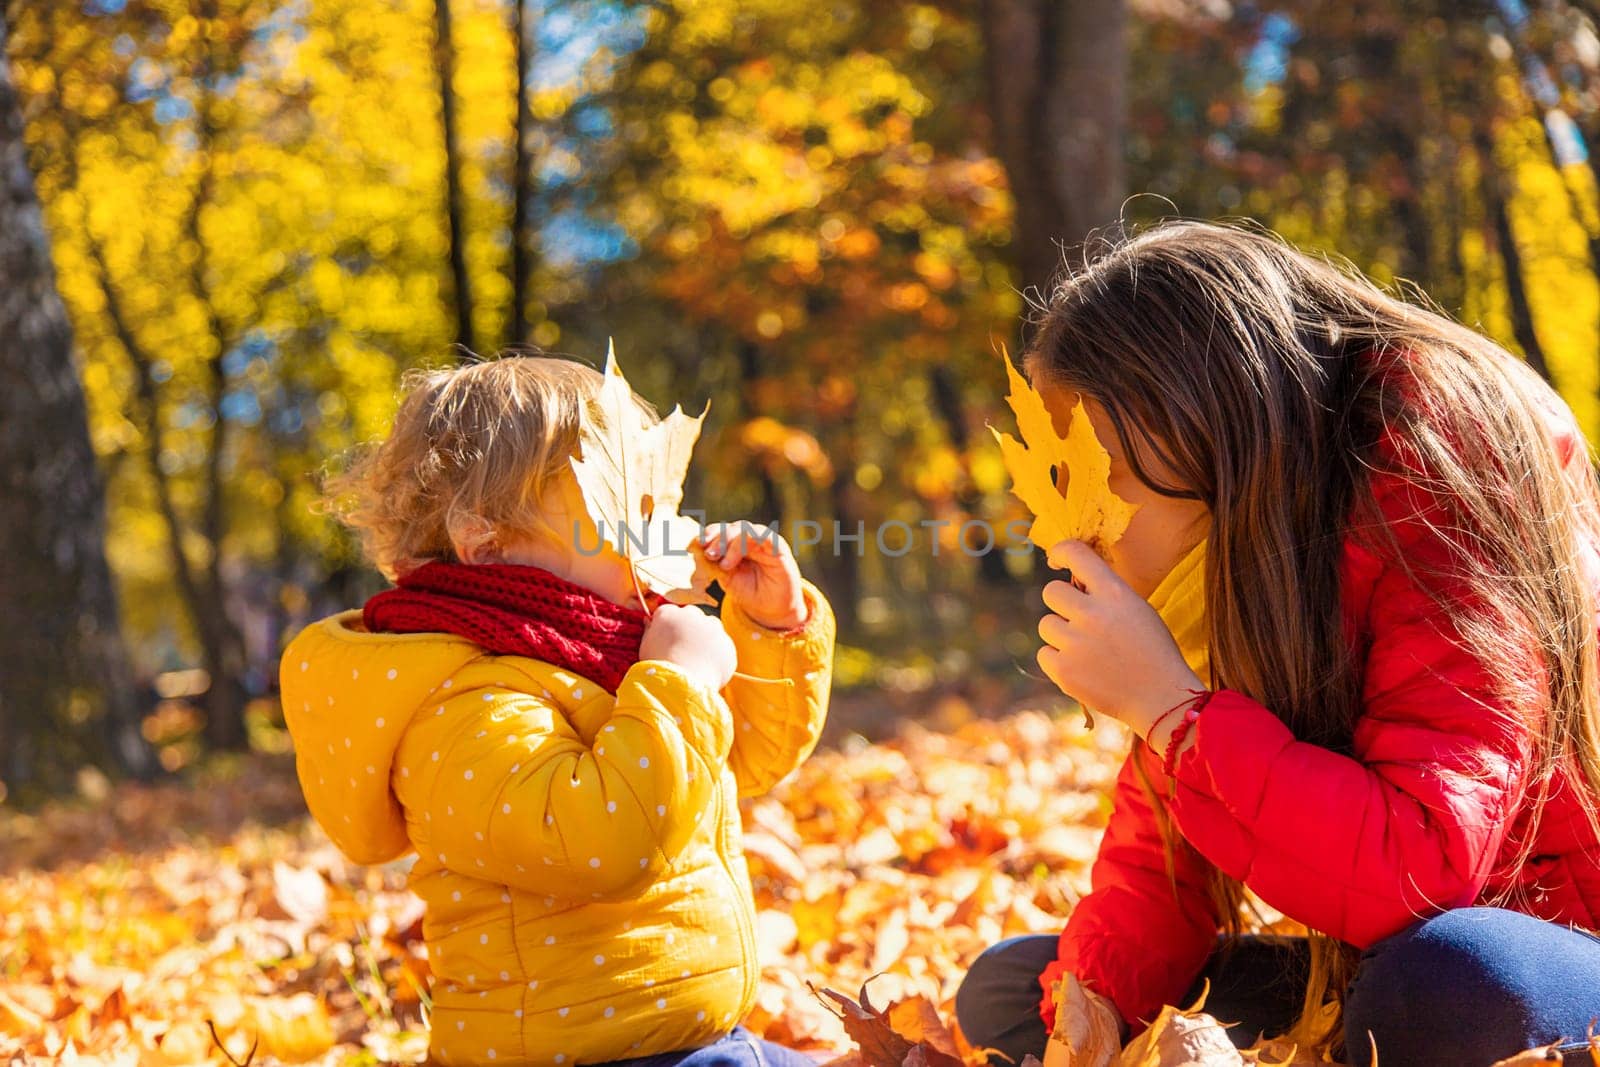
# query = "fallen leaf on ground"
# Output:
<box><xmin>0</xmin><ymin>710</ymin><xmax>1331</xmax><ymax>1064</ymax></box>
<box><xmin>887</xmin><ymin>997</ymin><xmax>962</xmax><ymax>1058</ymax></box>
<box><xmin>269</xmin><ymin>861</ymin><xmax>328</xmax><ymax>925</ymax></box>
<box><xmin>1118</xmin><ymin>983</ymin><xmax>1242</xmax><ymax>1067</ymax></box>
<box><xmin>1050</xmin><ymin>973</ymin><xmax>1120</xmax><ymax>1067</ymax></box>
<box><xmin>816</xmin><ymin>980</ymin><xmax>964</xmax><ymax>1067</ymax></box>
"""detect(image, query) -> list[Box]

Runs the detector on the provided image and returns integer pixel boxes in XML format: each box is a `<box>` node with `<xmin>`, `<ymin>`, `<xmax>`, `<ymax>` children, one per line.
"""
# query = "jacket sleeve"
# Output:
<box><xmin>397</xmin><ymin>661</ymin><xmax>733</xmax><ymax>898</ymax></box>
<box><xmin>1165</xmin><ymin>522</ymin><xmax>1539</xmax><ymax>948</ymax></box>
<box><xmin>1041</xmin><ymin>743</ymin><xmax>1220</xmax><ymax>1031</ymax></box>
<box><xmin>718</xmin><ymin>579</ymin><xmax>836</xmax><ymax>797</ymax></box>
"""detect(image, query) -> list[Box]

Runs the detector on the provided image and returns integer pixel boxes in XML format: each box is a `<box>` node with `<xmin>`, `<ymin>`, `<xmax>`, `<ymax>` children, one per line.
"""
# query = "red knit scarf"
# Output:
<box><xmin>363</xmin><ymin>561</ymin><xmax>648</xmax><ymax>693</ymax></box>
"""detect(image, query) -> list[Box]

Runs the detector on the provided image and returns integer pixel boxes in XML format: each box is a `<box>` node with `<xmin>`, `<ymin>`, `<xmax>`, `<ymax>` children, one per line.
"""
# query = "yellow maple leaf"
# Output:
<box><xmin>989</xmin><ymin>347</ymin><xmax>1140</xmax><ymax>556</ymax></box>
<box><xmin>569</xmin><ymin>343</ymin><xmax>711</xmax><ymax>601</ymax></box>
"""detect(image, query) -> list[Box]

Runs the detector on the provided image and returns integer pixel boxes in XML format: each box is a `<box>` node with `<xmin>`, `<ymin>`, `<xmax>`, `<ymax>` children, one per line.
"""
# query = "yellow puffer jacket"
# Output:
<box><xmin>279</xmin><ymin>582</ymin><xmax>834</xmax><ymax>1066</ymax></box>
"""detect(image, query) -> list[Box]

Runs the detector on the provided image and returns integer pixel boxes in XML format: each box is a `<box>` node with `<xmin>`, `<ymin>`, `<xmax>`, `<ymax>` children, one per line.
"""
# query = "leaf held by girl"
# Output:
<box><xmin>569</xmin><ymin>342</ymin><xmax>713</xmax><ymax>603</ymax></box>
<box><xmin>989</xmin><ymin>346</ymin><xmax>1140</xmax><ymax>558</ymax></box>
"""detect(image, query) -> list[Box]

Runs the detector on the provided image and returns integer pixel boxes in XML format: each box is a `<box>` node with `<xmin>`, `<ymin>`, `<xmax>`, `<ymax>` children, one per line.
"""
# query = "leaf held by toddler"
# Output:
<box><xmin>569</xmin><ymin>342</ymin><xmax>714</xmax><ymax>605</ymax></box>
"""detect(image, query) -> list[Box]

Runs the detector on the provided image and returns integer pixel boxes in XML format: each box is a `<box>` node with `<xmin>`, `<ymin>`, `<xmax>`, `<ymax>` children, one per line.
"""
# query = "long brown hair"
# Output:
<box><xmin>1026</xmin><ymin>218</ymin><xmax>1600</xmax><ymax>1045</ymax></box>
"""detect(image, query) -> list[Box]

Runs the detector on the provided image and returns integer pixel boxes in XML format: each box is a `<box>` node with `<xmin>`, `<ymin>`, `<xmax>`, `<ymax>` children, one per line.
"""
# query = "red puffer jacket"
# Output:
<box><xmin>1038</xmin><ymin>385</ymin><xmax>1600</xmax><ymax>1031</ymax></box>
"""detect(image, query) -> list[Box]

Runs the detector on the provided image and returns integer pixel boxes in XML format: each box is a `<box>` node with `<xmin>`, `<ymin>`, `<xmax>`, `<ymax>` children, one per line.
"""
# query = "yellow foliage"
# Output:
<box><xmin>1502</xmin><ymin>116</ymin><xmax>1600</xmax><ymax>445</ymax></box>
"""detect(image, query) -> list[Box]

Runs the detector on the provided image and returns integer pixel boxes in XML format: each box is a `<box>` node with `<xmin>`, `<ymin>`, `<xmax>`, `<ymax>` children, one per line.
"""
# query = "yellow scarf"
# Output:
<box><xmin>1147</xmin><ymin>537</ymin><xmax>1210</xmax><ymax>682</ymax></box>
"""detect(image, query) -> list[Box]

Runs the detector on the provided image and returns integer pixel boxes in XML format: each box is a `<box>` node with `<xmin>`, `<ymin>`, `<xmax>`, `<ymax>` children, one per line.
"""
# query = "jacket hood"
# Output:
<box><xmin>280</xmin><ymin>611</ymin><xmax>482</xmax><ymax>864</ymax></box>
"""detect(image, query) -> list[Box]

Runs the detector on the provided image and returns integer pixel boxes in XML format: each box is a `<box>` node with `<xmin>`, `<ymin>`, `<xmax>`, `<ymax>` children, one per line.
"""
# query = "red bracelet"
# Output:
<box><xmin>1146</xmin><ymin>686</ymin><xmax>1208</xmax><ymax>743</ymax></box>
<box><xmin>1146</xmin><ymin>690</ymin><xmax>1191</xmax><ymax>739</ymax></box>
<box><xmin>1160</xmin><ymin>688</ymin><xmax>1214</xmax><ymax>778</ymax></box>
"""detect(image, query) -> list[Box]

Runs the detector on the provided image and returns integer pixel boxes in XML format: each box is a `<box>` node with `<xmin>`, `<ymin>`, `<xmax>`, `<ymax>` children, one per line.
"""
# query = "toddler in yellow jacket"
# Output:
<box><xmin>279</xmin><ymin>356</ymin><xmax>833</xmax><ymax>1066</ymax></box>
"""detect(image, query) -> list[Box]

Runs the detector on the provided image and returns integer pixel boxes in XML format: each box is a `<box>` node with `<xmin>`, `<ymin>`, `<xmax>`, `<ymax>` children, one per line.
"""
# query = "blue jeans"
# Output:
<box><xmin>596</xmin><ymin>1028</ymin><xmax>816</xmax><ymax>1067</ymax></box>
<box><xmin>955</xmin><ymin>908</ymin><xmax>1600</xmax><ymax>1066</ymax></box>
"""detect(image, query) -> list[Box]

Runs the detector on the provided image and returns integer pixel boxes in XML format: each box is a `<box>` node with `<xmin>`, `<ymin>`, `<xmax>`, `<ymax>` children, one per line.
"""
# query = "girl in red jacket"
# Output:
<box><xmin>956</xmin><ymin>220</ymin><xmax>1600</xmax><ymax>1066</ymax></box>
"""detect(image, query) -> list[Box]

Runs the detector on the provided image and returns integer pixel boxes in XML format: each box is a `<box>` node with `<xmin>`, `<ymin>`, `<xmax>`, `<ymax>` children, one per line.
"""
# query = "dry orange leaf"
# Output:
<box><xmin>240</xmin><ymin>993</ymin><xmax>337</xmax><ymax>1063</ymax></box>
<box><xmin>269</xmin><ymin>861</ymin><xmax>328</xmax><ymax>925</ymax></box>
<box><xmin>816</xmin><ymin>983</ymin><xmax>916</xmax><ymax>1067</ymax></box>
<box><xmin>989</xmin><ymin>346</ymin><xmax>1140</xmax><ymax>557</ymax></box>
<box><xmin>155</xmin><ymin>1020</ymin><xmax>216</xmax><ymax>1064</ymax></box>
<box><xmin>0</xmin><ymin>984</ymin><xmax>55</xmax><ymax>1036</ymax></box>
<box><xmin>886</xmin><ymin>997</ymin><xmax>961</xmax><ymax>1059</ymax></box>
<box><xmin>743</xmin><ymin>828</ymin><xmax>809</xmax><ymax>884</ymax></box>
<box><xmin>816</xmin><ymin>981</ymin><xmax>964</xmax><ymax>1067</ymax></box>
<box><xmin>913</xmin><ymin>815</ymin><xmax>1010</xmax><ymax>876</ymax></box>
<box><xmin>869</xmin><ymin>909</ymin><xmax>911</xmax><ymax>975</ymax></box>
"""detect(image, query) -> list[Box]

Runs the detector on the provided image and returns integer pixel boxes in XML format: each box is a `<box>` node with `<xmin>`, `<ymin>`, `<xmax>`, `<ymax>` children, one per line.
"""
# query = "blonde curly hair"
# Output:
<box><xmin>325</xmin><ymin>353</ymin><xmax>652</xmax><ymax>579</ymax></box>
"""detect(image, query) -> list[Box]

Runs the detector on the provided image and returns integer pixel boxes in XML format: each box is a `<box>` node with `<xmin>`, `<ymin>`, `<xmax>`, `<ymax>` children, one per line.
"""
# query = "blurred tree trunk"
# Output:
<box><xmin>188</xmin><ymin>0</ymin><xmax>251</xmax><ymax>751</ymax></box>
<box><xmin>1428</xmin><ymin>138</ymin><xmax>1468</xmax><ymax>320</ymax></box>
<box><xmin>509</xmin><ymin>0</ymin><xmax>536</xmax><ymax>347</ymax></box>
<box><xmin>734</xmin><ymin>340</ymin><xmax>784</xmax><ymax>524</ymax></box>
<box><xmin>979</xmin><ymin>0</ymin><xmax>1128</xmax><ymax>297</ymax></box>
<box><xmin>1491</xmin><ymin>6</ymin><xmax>1600</xmax><ymax>386</ymax></box>
<box><xmin>435</xmin><ymin>0</ymin><xmax>476</xmax><ymax>356</ymax></box>
<box><xmin>930</xmin><ymin>366</ymin><xmax>1010</xmax><ymax>585</ymax></box>
<box><xmin>83</xmin><ymin>231</ymin><xmax>251</xmax><ymax>752</ymax></box>
<box><xmin>0</xmin><ymin>19</ymin><xmax>155</xmax><ymax>788</ymax></box>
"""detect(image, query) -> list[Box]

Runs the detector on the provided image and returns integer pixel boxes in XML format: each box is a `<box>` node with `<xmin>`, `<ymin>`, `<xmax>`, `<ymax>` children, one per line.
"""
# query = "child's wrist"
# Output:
<box><xmin>1131</xmin><ymin>666</ymin><xmax>1208</xmax><ymax>737</ymax></box>
<box><xmin>741</xmin><ymin>594</ymin><xmax>809</xmax><ymax>631</ymax></box>
<box><xmin>1147</xmin><ymin>687</ymin><xmax>1213</xmax><ymax>775</ymax></box>
<box><xmin>728</xmin><ymin>580</ymin><xmax>813</xmax><ymax>632</ymax></box>
<box><xmin>649</xmin><ymin>655</ymin><xmax>731</xmax><ymax>692</ymax></box>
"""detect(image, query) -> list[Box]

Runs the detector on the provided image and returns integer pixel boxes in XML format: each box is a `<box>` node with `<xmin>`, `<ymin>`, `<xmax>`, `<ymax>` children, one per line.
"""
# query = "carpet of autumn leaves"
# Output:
<box><xmin>0</xmin><ymin>707</ymin><xmax>1119</xmax><ymax>1065</ymax></box>
<box><xmin>5</xmin><ymin>707</ymin><xmax>1590</xmax><ymax>1067</ymax></box>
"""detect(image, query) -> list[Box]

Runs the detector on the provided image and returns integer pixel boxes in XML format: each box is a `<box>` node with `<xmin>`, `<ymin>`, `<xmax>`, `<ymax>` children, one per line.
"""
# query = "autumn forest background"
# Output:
<box><xmin>6</xmin><ymin>0</ymin><xmax>1600</xmax><ymax>1060</ymax></box>
<box><xmin>15</xmin><ymin>0</ymin><xmax>1600</xmax><ymax>797</ymax></box>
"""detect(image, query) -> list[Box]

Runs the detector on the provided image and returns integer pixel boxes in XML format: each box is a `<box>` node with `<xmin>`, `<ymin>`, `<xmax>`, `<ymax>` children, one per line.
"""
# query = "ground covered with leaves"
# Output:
<box><xmin>1</xmin><ymin>706</ymin><xmax>1110</xmax><ymax>1064</ymax></box>
<box><xmin>2</xmin><ymin>709</ymin><xmax>1586</xmax><ymax>1067</ymax></box>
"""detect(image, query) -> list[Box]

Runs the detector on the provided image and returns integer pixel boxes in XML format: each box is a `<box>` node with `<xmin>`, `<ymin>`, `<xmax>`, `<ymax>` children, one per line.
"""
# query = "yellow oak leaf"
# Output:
<box><xmin>570</xmin><ymin>343</ymin><xmax>711</xmax><ymax>602</ymax></box>
<box><xmin>989</xmin><ymin>347</ymin><xmax>1140</xmax><ymax>556</ymax></box>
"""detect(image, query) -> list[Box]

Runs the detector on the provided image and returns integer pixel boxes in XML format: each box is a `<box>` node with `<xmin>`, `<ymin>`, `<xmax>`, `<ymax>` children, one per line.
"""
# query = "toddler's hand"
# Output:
<box><xmin>640</xmin><ymin>604</ymin><xmax>737</xmax><ymax>690</ymax></box>
<box><xmin>696</xmin><ymin>521</ymin><xmax>808</xmax><ymax>630</ymax></box>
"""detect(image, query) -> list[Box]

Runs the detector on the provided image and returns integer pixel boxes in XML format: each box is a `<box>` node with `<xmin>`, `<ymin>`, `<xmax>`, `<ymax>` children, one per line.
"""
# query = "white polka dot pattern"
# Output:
<box><xmin>276</xmin><ymin>581</ymin><xmax>836</xmax><ymax>1064</ymax></box>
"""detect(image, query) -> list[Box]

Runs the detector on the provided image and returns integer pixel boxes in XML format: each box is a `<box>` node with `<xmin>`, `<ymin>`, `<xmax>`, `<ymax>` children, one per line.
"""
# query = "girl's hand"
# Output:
<box><xmin>640</xmin><ymin>604</ymin><xmax>738</xmax><ymax>690</ymax></box>
<box><xmin>1037</xmin><ymin>539</ymin><xmax>1205</xmax><ymax>738</ymax></box>
<box><xmin>696</xmin><ymin>522</ymin><xmax>808</xmax><ymax>630</ymax></box>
